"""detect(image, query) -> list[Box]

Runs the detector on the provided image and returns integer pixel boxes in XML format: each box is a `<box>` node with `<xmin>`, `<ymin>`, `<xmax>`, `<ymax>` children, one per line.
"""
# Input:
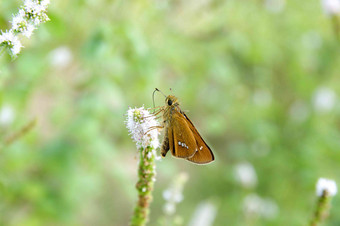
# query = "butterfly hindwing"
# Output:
<box><xmin>183</xmin><ymin>113</ymin><xmax>214</xmax><ymax>164</ymax></box>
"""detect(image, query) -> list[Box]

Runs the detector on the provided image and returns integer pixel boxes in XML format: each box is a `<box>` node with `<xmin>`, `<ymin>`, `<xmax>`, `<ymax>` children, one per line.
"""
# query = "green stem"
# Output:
<box><xmin>310</xmin><ymin>191</ymin><xmax>332</xmax><ymax>226</ymax></box>
<box><xmin>331</xmin><ymin>15</ymin><xmax>340</xmax><ymax>43</ymax></box>
<box><xmin>130</xmin><ymin>146</ymin><xmax>156</xmax><ymax>226</ymax></box>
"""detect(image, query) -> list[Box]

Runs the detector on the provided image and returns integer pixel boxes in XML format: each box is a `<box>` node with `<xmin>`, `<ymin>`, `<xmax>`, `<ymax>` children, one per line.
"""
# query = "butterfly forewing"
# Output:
<box><xmin>183</xmin><ymin>113</ymin><xmax>214</xmax><ymax>164</ymax></box>
<box><xmin>170</xmin><ymin>111</ymin><xmax>197</xmax><ymax>158</ymax></box>
<box><xmin>159</xmin><ymin>93</ymin><xmax>215</xmax><ymax>164</ymax></box>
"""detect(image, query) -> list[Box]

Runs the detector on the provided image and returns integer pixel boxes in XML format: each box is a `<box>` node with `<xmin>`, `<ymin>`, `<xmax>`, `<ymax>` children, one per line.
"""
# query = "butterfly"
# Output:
<box><xmin>152</xmin><ymin>90</ymin><xmax>214</xmax><ymax>164</ymax></box>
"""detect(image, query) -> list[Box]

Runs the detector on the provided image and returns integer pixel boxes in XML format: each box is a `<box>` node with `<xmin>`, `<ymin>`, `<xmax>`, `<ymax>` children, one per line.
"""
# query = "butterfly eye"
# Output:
<box><xmin>167</xmin><ymin>99</ymin><xmax>173</xmax><ymax>106</ymax></box>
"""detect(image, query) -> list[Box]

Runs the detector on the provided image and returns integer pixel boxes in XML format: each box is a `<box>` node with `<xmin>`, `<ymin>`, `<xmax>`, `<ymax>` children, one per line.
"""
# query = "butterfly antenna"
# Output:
<box><xmin>154</xmin><ymin>88</ymin><xmax>167</xmax><ymax>97</ymax></box>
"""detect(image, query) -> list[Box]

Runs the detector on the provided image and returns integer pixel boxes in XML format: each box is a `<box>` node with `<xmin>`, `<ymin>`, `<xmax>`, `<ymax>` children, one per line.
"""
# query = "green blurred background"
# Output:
<box><xmin>1</xmin><ymin>0</ymin><xmax>340</xmax><ymax>225</ymax></box>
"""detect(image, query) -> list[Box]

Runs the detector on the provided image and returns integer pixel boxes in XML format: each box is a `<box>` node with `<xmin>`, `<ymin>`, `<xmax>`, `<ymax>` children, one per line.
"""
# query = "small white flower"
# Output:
<box><xmin>0</xmin><ymin>30</ymin><xmax>23</xmax><ymax>56</ymax></box>
<box><xmin>234</xmin><ymin>162</ymin><xmax>258</xmax><ymax>188</ymax></box>
<box><xmin>0</xmin><ymin>105</ymin><xmax>15</xmax><ymax>126</ymax></box>
<box><xmin>163</xmin><ymin>189</ymin><xmax>183</xmax><ymax>203</ymax></box>
<box><xmin>0</xmin><ymin>30</ymin><xmax>15</xmax><ymax>44</ymax></box>
<box><xmin>23</xmin><ymin>23</ymin><xmax>35</xmax><ymax>38</ymax></box>
<box><xmin>147</xmin><ymin>151</ymin><xmax>153</xmax><ymax>159</ymax></box>
<box><xmin>11</xmin><ymin>13</ymin><xmax>26</xmax><ymax>31</ymax></box>
<box><xmin>0</xmin><ymin>0</ymin><xmax>50</xmax><ymax>58</ymax></box>
<box><xmin>40</xmin><ymin>0</ymin><xmax>50</xmax><ymax>7</ymax></box>
<box><xmin>316</xmin><ymin>178</ymin><xmax>337</xmax><ymax>197</ymax></box>
<box><xmin>188</xmin><ymin>201</ymin><xmax>217</xmax><ymax>226</ymax></box>
<box><xmin>321</xmin><ymin>0</ymin><xmax>340</xmax><ymax>15</ymax></box>
<box><xmin>49</xmin><ymin>46</ymin><xmax>73</xmax><ymax>68</ymax></box>
<box><xmin>163</xmin><ymin>203</ymin><xmax>176</xmax><ymax>215</ymax></box>
<box><xmin>126</xmin><ymin>107</ymin><xmax>160</xmax><ymax>150</ymax></box>
<box><xmin>243</xmin><ymin>194</ymin><xmax>279</xmax><ymax>219</ymax></box>
<box><xmin>11</xmin><ymin>38</ymin><xmax>23</xmax><ymax>56</ymax></box>
<box><xmin>162</xmin><ymin>172</ymin><xmax>188</xmax><ymax>216</ymax></box>
<box><xmin>312</xmin><ymin>86</ymin><xmax>337</xmax><ymax>113</ymax></box>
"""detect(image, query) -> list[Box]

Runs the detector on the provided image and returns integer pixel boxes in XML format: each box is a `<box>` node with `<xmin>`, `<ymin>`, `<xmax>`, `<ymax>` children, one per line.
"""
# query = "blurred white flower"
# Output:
<box><xmin>188</xmin><ymin>201</ymin><xmax>217</xmax><ymax>226</ymax></box>
<box><xmin>264</xmin><ymin>0</ymin><xmax>286</xmax><ymax>13</ymax></box>
<box><xmin>253</xmin><ymin>90</ymin><xmax>272</xmax><ymax>107</ymax></box>
<box><xmin>0</xmin><ymin>105</ymin><xmax>15</xmax><ymax>126</ymax></box>
<box><xmin>0</xmin><ymin>0</ymin><xmax>50</xmax><ymax>58</ymax></box>
<box><xmin>162</xmin><ymin>172</ymin><xmax>188</xmax><ymax>215</ymax></box>
<box><xmin>0</xmin><ymin>30</ymin><xmax>23</xmax><ymax>57</ymax></box>
<box><xmin>164</xmin><ymin>203</ymin><xmax>176</xmax><ymax>215</ymax></box>
<box><xmin>49</xmin><ymin>46</ymin><xmax>73</xmax><ymax>68</ymax></box>
<box><xmin>321</xmin><ymin>0</ymin><xmax>340</xmax><ymax>15</ymax></box>
<box><xmin>22</xmin><ymin>23</ymin><xmax>36</xmax><ymax>38</ymax></box>
<box><xmin>289</xmin><ymin>100</ymin><xmax>309</xmax><ymax>122</ymax></box>
<box><xmin>316</xmin><ymin>178</ymin><xmax>337</xmax><ymax>197</ymax></box>
<box><xmin>312</xmin><ymin>87</ymin><xmax>337</xmax><ymax>113</ymax></box>
<box><xmin>243</xmin><ymin>194</ymin><xmax>279</xmax><ymax>219</ymax></box>
<box><xmin>126</xmin><ymin>107</ymin><xmax>160</xmax><ymax>150</ymax></box>
<box><xmin>234</xmin><ymin>162</ymin><xmax>257</xmax><ymax>188</ymax></box>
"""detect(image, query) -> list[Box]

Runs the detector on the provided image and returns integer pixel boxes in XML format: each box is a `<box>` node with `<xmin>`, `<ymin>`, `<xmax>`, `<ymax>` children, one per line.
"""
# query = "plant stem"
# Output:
<box><xmin>130</xmin><ymin>145</ymin><xmax>156</xmax><ymax>226</ymax></box>
<box><xmin>310</xmin><ymin>191</ymin><xmax>331</xmax><ymax>226</ymax></box>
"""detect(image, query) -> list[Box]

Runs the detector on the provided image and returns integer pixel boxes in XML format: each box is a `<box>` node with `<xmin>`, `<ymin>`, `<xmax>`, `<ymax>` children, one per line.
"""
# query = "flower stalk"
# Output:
<box><xmin>310</xmin><ymin>178</ymin><xmax>337</xmax><ymax>226</ymax></box>
<box><xmin>126</xmin><ymin>107</ymin><xmax>160</xmax><ymax>226</ymax></box>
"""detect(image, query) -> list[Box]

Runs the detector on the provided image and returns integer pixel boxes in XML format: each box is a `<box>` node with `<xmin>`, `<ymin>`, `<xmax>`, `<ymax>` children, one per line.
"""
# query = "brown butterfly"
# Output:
<box><xmin>153</xmin><ymin>89</ymin><xmax>214</xmax><ymax>164</ymax></box>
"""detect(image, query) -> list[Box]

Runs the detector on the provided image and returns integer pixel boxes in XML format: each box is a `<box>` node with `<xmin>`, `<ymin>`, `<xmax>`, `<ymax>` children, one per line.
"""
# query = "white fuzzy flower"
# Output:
<box><xmin>0</xmin><ymin>105</ymin><xmax>15</xmax><ymax>126</ymax></box>
<box><xmin>312</xmin><ymin>86</ymin><xmax>337</xmax><ymax>113</ymax></box>
<box><xmin>234</xmin><ymin>162</ymin><xmax>258</xmax><ymax>188</ymax></box>
<box><xmin>0</xmin><ymin>0</ymin><xmax>50</xmax><ymax>58</ymax></box>
<box><xmin>0</xmin><ymin>30</ymin><xmax>23</xmax><ymax>56</ymax></box>
<box><xmin>163</xmin><ymin>203</ymin><xmax>176</xmax><ymax>215</ymax></box>
<box><xmin>11</xmin><ymin>13</ymin><xmax>26</xmax><ymax>31</ymax></box>
<box><xmin>40</xmin><ymin>0</ymin><xmax>50</xmax><ymax>7</ymax></box>
<box><xmin>321</xmin><ymin>0</ymin><xmax>340</xmax><ymax>15</ymax></box>
<box><xmin>22</xmin><ymin>23</ymin><xmax>35</xmax><ymax>38</ymax></box>
<box><xmin>49</xmin><ymin>46</ymin><xmax>73</xmax><ymax>68</ymax></box>
<box><xmin>316</xmin><ymin>178</ymin><xmax>337</xmax><ymax>197</ymax></box>
<box><xmin>126</xmin><ymin>107</ymin><xmax>160</xmax><ymax>150</ymax></box>
<box><xmin>162</xmin><ymin>172</ymin><xmax>188</xmax><ymax>216</ymax></box>
<box><xmin>0</xmin><ymin>30</ymin><xmax>15</xmax><ymax>43</ymax></box>
<box><xmin>188</xmin><ymin>201</ymin><xmax>217</xmax><ymax>226</ymax></box>
<box><xmin>11</xmin><ymin>39</ymin><xmax>23</xmax><ymax>56</ymax></box>
<box><xmin>243</xmin><ymin>194</ymin><xmax>279</xmax><ymax>219</ymax></box>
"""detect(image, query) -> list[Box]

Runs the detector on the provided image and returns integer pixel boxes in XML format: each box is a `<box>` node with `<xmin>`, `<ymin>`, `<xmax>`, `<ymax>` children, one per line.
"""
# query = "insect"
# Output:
<box><xmin>151</xmin><ymin>89</ymin><xmax>214</xmax><ymax>164</ymax></box>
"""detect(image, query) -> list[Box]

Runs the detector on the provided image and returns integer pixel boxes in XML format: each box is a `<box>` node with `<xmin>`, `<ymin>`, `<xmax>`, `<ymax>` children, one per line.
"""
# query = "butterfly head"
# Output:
<box><xmin>165</xmin><ymin>95</ymin><xmax>179</xmax><ymax>107</ymax></box>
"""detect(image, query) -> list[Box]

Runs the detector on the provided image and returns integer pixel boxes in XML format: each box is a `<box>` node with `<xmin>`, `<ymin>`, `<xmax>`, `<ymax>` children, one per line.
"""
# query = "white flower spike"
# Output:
<box><xmin>126</xmin><ymin>106</ymin><xmax>160</xmax><ymax>150</ymax></box>
<box><xmin>316</xmin><ymin>178</ymin><xmax>337</xmax><ymax>197</ymax></box>
<box><xmin>0</xmin><ymin>0</ymin><xmax>50</xmax><ymax>57</ymax></box>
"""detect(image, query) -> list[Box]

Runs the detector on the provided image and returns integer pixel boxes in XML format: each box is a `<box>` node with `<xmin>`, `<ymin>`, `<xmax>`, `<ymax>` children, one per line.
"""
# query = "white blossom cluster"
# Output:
<box><xmin>0</xmin><ymin>0</ymin><xmax>50</xmax><ymax>57</ymax></box>
<box><xmin>234</xmin><ymin>162</ymin><xmax>258</xmax><ymax>189</ymax></box>
<box><xmin>243</xmin><ymin>194</ymin><xmax>279</xmax><ymax>220</ymax></box>
<box><xmin>162</xmin><ymin>172</ymin><xmax>188</xmax><ymax>215</ymax></box>
<box><xmin>321</xmin><ymin>0</ymin><xmax>340</xmax><ymax>15</ymax></box>
<box><xmin>126</xmin><ymin>106</ymin><xmax>160</xmax><ymax>150</ymax></box>
<box><xmin>316</xmin><ymin>178</ymin><xmax>337</xmax><ymax>197</ymax></box>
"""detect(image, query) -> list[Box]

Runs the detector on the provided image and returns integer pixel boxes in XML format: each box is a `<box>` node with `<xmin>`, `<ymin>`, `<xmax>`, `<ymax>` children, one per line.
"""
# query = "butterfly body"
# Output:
<box><xmin>160</xmin><ymin>95</ymin><xmax>214</xmax><ymax>164</ymax></box>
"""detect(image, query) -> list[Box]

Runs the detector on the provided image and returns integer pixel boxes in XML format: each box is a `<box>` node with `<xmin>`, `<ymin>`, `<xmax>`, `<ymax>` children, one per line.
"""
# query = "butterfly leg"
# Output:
<box><xmin>144</xmin><ymin>126</ymin><xmax>164</xmax><ymax>135</ymax></box>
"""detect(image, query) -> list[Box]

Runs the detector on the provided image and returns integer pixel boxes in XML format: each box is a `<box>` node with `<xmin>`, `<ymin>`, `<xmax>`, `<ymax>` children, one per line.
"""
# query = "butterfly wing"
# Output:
<box><xmin>169</xmin><ymin>111</ymin><xmax>197</xmax><ymax>158</ymax></box>
<box><xmin>183</xmin><ymin>112</ymin><xmax>215</xmax><ymax>164</ymax></box>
